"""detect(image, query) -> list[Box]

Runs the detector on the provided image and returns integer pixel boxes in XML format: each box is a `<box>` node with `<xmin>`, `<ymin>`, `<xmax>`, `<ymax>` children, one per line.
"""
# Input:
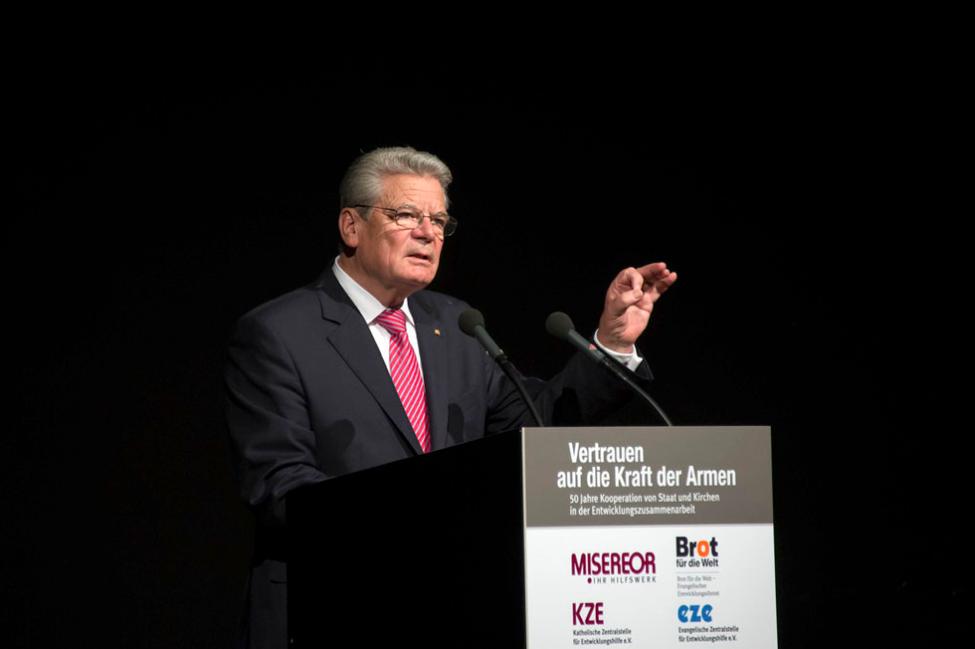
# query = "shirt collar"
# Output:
<box><xmin>332</xmin><ymin>256</ymin><xmax>415</xmax><ymax>327</ymax></box>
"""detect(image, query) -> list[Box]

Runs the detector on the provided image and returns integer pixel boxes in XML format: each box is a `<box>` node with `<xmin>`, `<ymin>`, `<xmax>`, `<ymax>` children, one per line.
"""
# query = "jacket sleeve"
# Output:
<box><xmin>482</xmin><ymin>344</ymin><xmax>654</xmax><ymax>433</ymax></box>
<box><xmin>224</xmin><ymin>313</ymin><xmax>328</xmax><ymax>528</ymax></box>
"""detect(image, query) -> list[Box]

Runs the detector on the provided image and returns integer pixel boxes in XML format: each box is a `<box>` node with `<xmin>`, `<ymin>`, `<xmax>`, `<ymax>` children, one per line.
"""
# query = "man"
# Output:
<box><xmin>225</xmin><ymin>146</ymin><xmax>676</xmax><ymax>648</ymax></box>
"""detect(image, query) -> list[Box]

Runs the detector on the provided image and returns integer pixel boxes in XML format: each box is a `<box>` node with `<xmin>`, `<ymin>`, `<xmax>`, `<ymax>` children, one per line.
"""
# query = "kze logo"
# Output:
<box><xmin>572</xmin><ymin>602</ymin><xmax>605</xmax><ymax>626</ymax></box>
<box><xmin>678</xmin><ymin>604</ymin><xmax>713</xmax><ymax>623</ymax></box>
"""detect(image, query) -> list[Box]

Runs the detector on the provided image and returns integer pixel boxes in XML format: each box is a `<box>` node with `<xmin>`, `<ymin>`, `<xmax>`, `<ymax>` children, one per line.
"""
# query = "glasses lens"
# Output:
<box><xmin>389</xmin><ymin>209</ymin><xmax>456</xmax><ymax>238</ymax></box>
<box><xmin>394</xmin><ymin>210</ymin><xmax>421</xmax><ymax>229</ymax></box>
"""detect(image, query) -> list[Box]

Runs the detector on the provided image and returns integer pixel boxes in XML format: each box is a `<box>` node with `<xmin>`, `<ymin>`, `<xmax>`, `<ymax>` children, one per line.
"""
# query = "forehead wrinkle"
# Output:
<box><xmin>384</xmin><ymin>196</ymin><xmax>445</xmax><ymax>214</ymax></box>
<box><xmin>380</xmin><ymin>176</ymin><xmax>446</xmax><ymax>212</ymax></box>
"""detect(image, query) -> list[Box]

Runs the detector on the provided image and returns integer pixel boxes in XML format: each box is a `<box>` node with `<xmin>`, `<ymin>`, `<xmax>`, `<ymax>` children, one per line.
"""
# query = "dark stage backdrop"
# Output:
<box><xmin>5</xmin><ymin>53</ymin><xmax>964</xmax><ymax>647</ymax></box>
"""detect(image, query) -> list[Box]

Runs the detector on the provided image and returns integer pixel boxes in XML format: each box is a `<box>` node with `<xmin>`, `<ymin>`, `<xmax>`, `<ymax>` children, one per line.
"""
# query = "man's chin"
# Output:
<box><xmin>398</xmin><ymin>271</ymin><xmax>437</xmax><ymax>291</ymax></box>
<box><xmin>402</xmin><ymin>263</ymin><xmax>438</xmax><ymax>285</ymax></box>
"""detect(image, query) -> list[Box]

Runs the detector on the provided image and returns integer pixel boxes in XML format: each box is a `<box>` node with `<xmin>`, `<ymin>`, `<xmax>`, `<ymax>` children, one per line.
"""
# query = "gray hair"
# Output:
<box><xmin>339</xmin><ymin>146</ymin><xmax>453</xmax><ymax>215</ymax></box>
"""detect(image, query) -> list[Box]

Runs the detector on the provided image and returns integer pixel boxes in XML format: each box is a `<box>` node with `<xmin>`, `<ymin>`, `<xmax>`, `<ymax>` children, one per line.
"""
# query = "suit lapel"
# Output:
<box><xmin>411</xmin><ymin>294</ymin><xmax>449</xmax><ymax>452</ymax></box>
<box><xmin>315</xmin><ymin>271</ymin><xmax>424</xmax><ymax>455</ymax></box>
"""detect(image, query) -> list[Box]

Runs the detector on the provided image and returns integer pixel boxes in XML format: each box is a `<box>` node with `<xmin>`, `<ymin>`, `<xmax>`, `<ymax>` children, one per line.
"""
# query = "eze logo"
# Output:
<box><xmin>678</xmin><ymin>604</ymin><xmax>713</xmax><ymax>624</ymax></box>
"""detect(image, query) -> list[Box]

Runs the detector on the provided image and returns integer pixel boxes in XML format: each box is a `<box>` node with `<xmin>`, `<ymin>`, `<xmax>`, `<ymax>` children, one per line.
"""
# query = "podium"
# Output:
<box><xmin>289</xmin><ymin>426</ymin><xmax>777</xmax><ymax>648</ymax></box>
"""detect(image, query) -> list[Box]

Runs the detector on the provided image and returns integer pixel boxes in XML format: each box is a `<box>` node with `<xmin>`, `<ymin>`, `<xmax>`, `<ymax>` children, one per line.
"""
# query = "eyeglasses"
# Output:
<box><xmin>353</xmin><ymin>204</ymin><xmax>458</xmax><ymax>238</ymax></box>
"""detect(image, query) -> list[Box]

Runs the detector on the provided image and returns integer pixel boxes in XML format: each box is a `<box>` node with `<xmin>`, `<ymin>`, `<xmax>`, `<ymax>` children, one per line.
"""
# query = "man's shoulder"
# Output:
<box><xmin>410</xmin><ymin>288</ymin><xmax>471</xmax><ymax>320</ymax></box>
<box><xmin>232</xmin><ymin>276</ymin><xmax>474</xmax><ymax>335</ymax></box>
<box><xmin>233</xmin><ymin>281</ymin><xmax>325</xmax><ymax>334</ymax></box>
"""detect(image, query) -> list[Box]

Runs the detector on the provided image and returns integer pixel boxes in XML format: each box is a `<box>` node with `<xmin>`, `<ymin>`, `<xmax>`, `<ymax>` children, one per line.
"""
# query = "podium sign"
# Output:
<box><xmin>522</xmin><ymin>426</ymin><xmax>777</xmax><ymax>648</ymax></box>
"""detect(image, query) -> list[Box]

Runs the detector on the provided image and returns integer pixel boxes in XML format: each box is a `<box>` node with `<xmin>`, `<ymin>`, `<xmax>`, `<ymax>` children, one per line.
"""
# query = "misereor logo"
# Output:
<box><xmin>570</xmin><ymin>551</ymin><xmax>657</xmax><ymax>584</ymax></box>
<box><xmin>676</xmin><ymin>536</ymin><xmax>719</xmax><ymax>568</ymax></box>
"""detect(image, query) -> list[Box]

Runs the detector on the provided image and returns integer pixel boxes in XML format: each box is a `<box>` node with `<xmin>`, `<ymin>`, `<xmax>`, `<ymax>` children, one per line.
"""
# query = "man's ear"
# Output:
<box><xmin>338</xmin><ymin>208</ymin><xmax>360</xmax><ymax>248</ymax></box>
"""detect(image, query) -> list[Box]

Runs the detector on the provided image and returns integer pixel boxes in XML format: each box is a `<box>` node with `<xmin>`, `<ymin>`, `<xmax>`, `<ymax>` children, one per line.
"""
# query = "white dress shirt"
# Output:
<box><xmin>333</xmin><ymin>257</ymin><xmax>426</xmax><ymax>376</ymax></box>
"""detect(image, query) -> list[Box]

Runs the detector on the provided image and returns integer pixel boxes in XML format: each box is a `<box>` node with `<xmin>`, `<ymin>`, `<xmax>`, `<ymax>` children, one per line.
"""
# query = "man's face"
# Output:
<box><xmin>344</xmin><ymin>174</ymin><xmax>446</xmax><ymax>301</ymax></box>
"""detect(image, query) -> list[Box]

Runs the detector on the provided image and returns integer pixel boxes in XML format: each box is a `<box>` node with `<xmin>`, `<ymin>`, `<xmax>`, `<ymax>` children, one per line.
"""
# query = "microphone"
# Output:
<box><xmin>458</xmin><ymin>308</ymin><xmax>506</xmax><ymax>362</ymax></box>
<box><xmin>545</xmin><ymin>311</ymin><xmax>609</xmax><ymax>367</ymax></box>
<box><xmin>545</xmin><ymin>311</ymin><xmax>673</xmax><ymax>426</ymax></box>
<box><xmin>459</xmin><ymin>308</ymin><xmax>545</xmax><ymax>427</ymax></box>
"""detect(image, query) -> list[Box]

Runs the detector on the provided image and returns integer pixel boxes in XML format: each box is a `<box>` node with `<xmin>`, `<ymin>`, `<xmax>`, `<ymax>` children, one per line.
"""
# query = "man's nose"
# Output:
<box><xmin>412</xmin><ymin>214</ymin><xmax>438</xmax><ymax>239</ymax></box>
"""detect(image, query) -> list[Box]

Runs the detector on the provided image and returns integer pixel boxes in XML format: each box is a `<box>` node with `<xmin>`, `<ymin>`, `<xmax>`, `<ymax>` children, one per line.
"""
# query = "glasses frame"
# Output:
<box><xmin>352</xmin><ymin>204</ymin><xmax>458</xmax><ymax>238</ymax></box>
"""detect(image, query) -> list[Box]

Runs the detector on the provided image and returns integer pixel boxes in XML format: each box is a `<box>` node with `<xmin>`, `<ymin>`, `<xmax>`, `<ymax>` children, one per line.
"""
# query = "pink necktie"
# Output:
<box><xmin>375</xmin><ymin>308</ymin><xmax>431</xmax><ymax>453</ymax></box>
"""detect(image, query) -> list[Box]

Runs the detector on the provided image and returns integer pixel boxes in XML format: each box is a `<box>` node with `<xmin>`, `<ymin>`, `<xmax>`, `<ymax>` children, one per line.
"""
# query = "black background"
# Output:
<box><xmin>5</xmin><ymin>44</ymin><xmax>965</xmax><ymax>647</ymax></box>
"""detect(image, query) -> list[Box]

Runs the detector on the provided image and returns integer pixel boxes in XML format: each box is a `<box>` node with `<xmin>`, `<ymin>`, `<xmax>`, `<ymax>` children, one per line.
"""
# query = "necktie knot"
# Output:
<box><xmin>375</xmin><ymin>308</ymin><xmax>407</xmax><ymax>336</ymax></box>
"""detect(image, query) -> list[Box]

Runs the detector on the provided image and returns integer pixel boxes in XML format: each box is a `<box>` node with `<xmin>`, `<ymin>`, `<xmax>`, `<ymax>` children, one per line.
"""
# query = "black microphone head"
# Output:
<box><xmin>545</xmin><ymin>311</ymin><xmax>575</xmax><ymax>341</ymax></box>
<box><xmin>458</xmin><ymin>308</ymin><xmax>486</xmax><ymax>337</ymax></box>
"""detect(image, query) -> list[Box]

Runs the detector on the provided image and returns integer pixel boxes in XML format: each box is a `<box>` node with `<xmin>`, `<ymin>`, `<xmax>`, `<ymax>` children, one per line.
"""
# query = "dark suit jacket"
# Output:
<box><xmin>225</xmin><ymin>268</ymin><xmax>650</xmax><ymax>648</ymax></box>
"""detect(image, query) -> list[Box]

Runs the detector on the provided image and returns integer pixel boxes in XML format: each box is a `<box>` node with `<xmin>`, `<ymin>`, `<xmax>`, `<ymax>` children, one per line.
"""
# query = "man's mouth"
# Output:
<box><xmin>408</xmin><ymin>252</ymin><xmax>432</xmax><ymax>262</ymax></box>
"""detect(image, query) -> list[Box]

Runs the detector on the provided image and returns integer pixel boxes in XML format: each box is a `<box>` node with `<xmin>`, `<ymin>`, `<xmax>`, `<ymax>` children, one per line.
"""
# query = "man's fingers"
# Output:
<box><xmin>609</xmin><ymin>264</ymin><xmax>676</xmax><ymax>315</ymax></box>
<box><xmin>610</xmin><ymin>287</ymin><xmax>642</xmax><ymax>312</ymax></box>
<box><xmin>616</xmin><ymin>267</ymin><xmax>645</xmax><ymax>291</ymax></box>
<box><xmin>654</xmin><ymin>270</ymin><xmax>677</xmax><ymax>293</ymax></box>
<box><xmin>637</xmin><ymin>270</ymin><xmax>677</xmax><ymax>308</ymax></box>
<box><xmin>636</xmin><ymin>262</ymin><xmax>669</xmax><ymax>281</ymax></box>
<box><xmin>636</xmin><ymin>263</ymin><xmax>675</xmax><ymax>292</ymax></box>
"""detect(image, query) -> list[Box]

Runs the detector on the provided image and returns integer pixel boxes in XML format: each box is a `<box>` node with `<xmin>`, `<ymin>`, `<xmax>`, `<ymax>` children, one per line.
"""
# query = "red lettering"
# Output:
<box><xmin>570</xmin><ymin>551</ymin><xmax>658</xmax><ymax>575</ymax></box>
<box><xmin>572</xmin><ymin>602</ymin><xmax>605</xmax><ymax>626</ymax></box>
<box><xmin>571</xmin><ymin>554</ymin><xmax>586</xmax><ymax>575</ymax></box>
<box><xmin>572</xmin><ymin>602</ymin><xmax>584</xmax><ymax>625</ymax></box>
